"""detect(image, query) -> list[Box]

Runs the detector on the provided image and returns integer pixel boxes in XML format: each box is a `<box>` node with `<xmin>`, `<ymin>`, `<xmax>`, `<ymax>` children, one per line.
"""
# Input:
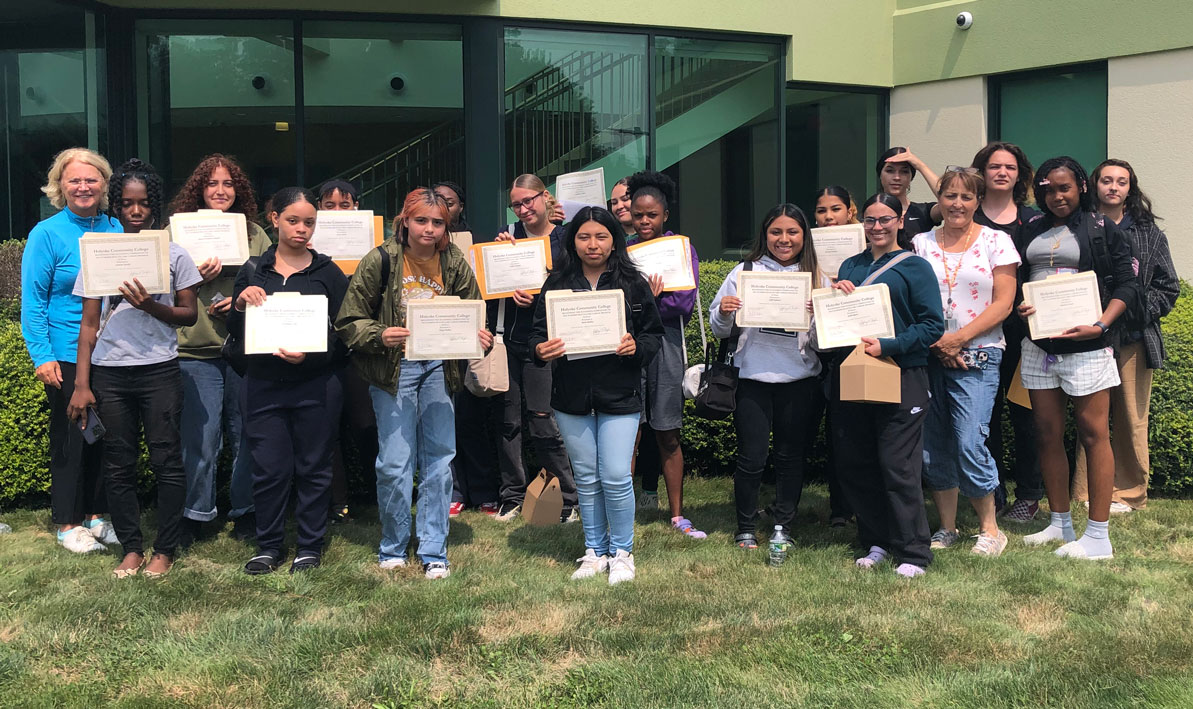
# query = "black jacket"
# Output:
<box><xmin>528</xmin><ymin>269</ymin><xmax>663</xmax><ymax>416</ymax></box>
<box><xmin>229</xmin><ymin>246</ymin><xmax>349</xmax><ymax>382</ymax></box>
<box><xmin>487</xmin><ymin>222</ymin><xmax>570</xmax><ymax>349</ymax></box>
<box><xmin>1016</xmin><ymin>211</ymin><xmax>1138</xmax><ymax>355</ymax></box>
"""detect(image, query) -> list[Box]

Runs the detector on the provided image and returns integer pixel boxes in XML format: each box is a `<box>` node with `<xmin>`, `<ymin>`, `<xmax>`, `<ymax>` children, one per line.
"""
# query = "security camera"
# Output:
<box><xmin>251</xmin><ymin>75</ymin><xmax>267</xmax><ymax>91</ymax></box>
<box><xmin>956</xmin><ymin>11</ymin><xmax>974</xmax><ymax>30</ymax></box>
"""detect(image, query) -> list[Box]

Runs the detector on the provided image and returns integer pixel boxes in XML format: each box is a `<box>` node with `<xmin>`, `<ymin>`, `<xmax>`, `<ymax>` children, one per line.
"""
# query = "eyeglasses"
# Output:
<box><xmin>508</xmin><ymin>191</ymin><xmax>545</xmax><ymax>211</ymax></box>
<box><xmin>945</xmin><ymin>165</ymin><xmax>980</xmax><ymax>175</ymax></box>
<box><xmin>65</xmin><ymin>178</ymin><xmax>101</xmax><ymax>188</ymax></box>
<box><xmin>862</xmin><ymin>215</ymin><xmax>899</xmax><ymax>228</ymax></box>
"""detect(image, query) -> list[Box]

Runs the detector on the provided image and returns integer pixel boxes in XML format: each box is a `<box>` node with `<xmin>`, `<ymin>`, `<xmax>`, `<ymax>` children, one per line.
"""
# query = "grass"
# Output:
<box><xmin>2</xmin><ymin>477</ymin><xmax>1193</xmax><ymax>708</ymax></box>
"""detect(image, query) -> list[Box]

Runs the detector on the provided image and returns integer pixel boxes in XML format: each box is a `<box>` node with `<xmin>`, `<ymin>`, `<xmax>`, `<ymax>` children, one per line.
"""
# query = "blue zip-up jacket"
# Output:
<box><xmin>835</xmin><ymin>248</ymin><xmax>944</xmax><ymax>368</ymax></box>
<box><xmin>21</xmin><ymin>208</ymin><xmax>123</xmax><ymax>368</ymax></box>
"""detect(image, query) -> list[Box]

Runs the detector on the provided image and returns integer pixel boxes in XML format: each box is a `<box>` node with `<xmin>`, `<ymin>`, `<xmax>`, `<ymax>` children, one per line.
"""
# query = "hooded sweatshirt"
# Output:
<box><xmin>708</xmin><ymin>255</ymin><xmax>822</xmax><ymax>384</ymax></box>
<box><xmin>625</xmin><ymin>232</ymin><xmax>699</xmax><ymax>328</ymax></box>
<box><xmin>21</xmin><ymin>208</ymin><xmax>123</xmax><ymax>368</ymax></box>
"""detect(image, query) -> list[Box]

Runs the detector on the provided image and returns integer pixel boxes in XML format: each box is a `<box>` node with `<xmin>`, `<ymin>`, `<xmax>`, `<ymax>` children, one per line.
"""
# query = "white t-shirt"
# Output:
<box><xmin>912</xmin><ymin>225</ymin><xmax>1021</xmax><ymax>349</ymax></box>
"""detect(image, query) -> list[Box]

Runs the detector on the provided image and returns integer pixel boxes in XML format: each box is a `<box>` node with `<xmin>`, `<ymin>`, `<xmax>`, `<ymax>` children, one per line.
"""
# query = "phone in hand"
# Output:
<box><xmin>75</xmin><ymin>406</ymin><xmax>107</xmax><ymax>445</ymax></box>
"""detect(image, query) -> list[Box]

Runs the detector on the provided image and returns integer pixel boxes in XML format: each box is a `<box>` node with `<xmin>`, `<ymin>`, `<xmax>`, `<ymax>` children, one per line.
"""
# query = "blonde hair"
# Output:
<box><xmin>510</xmin><ymin>173</ymin><xmax>558</xmax><ymax>214</ymax></box>
<box><xmin>41</xmin><ymin>148</ymin><xmax>113</xmax><ymax>211</ymax></box>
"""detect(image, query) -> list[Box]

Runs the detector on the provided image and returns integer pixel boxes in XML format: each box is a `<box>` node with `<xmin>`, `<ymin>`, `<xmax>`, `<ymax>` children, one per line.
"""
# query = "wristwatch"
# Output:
<box><xmin>1093</xmin><ymin>320</ymin><xmax>1108</xmax><ymax>333</ymax></box>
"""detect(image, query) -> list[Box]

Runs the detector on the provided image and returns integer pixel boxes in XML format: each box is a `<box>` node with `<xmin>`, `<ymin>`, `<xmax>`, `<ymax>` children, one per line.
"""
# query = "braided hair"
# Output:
<box><xmin>1033</xmin><ymin>156</ymin><xmax>1094</xmax><ymax>219</ymax></box>
<box><xmin>626</xmin><ymin>170</ymin><xmax>677</xmax><ymax>212</ymax></box>
<box><xmin>107</xmin><ymin>158</ymin><xmax>165</xmax><ymax>229</ymax></box>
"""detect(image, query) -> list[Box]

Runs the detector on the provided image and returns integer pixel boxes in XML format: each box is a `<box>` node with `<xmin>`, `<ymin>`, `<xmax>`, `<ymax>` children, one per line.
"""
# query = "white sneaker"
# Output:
<box><xmin>0</xmin><ymin>522</ymin><xmax>11</xmax><ymax>535</ymax></box>
<box><xmin>59</xmin><ymin>527</ymin><xmax>105</xmax><ymax>553</ymax></box>
<box><xmin>1109</xmin><ymin>501</ymin><xmax>1133</xmax><ymax>515</ymax></box>
<box><xmin>424</xmin><ymin>562</ymin><xmax>451</xmax><ymax>580</ymax></box>
<box><xmin>85</xmin><ymin>520</ymin><xmax>119</xmax><ymax>546</ymax></box>
<box><xmin>379</xmin><ymin>558</ymin><xmax>407</xmax><ymax>570</ymax></box>
<box><xmin>570</xmin><ymin>549</ymin><xmax>609</xmax><ymax>580</ymax></box>
<box><xmin>607</xmin><ymin>550</ymin><xmax>635</xmax><ymax>585</ymax></box>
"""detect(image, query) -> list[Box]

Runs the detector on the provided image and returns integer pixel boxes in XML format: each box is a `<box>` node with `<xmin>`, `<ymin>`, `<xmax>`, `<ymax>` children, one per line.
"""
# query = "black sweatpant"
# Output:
<box><xmin>452</xmin><ymin>388</ymin><xmax>501</xmax><ymax>506</ymax></box>
<box><xmin>329</xmin><ymin>366</ymin><xmax>378</xmax><ymax>510</ymax></box>
<box><xmin>92</xmin><ymin>360</ymin><xmax>185</xmax><ymax>556</ymax></box>
<box><xmin>809</xmin><ymin>375</ymin><xmax>851</xmax><ymax>519</ymax></box>
<box><xmin>831</xmin><ymin>366</ymin><xmax>933</xmax><ymax>569</ymax></box>
<box><xmin>986</xmin><ymin>336</ymin><xmax>1043</xmax><ymax>501</ymax></box>
<box><xmin>733</xmin><ymin>377</ymin><xmax>818</xmax><ymax>534</ymax></box>
<box><xmin>46</xmin><ymin>361</ymin><xmax>105</xmax><ymax>525</ymax></box>
<box><xmin>498</xmin><ymin>345</ymin><xmax>577</xmax><ymax>507</ymax></box>
<box><xmin>245</xmin><ymin>373</ymin><xmax>342</xmax><ymax>556</ymax></box>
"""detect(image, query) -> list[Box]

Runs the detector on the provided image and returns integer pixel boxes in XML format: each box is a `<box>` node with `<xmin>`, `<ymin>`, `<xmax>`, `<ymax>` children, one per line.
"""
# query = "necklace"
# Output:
<box><xmin>1048</xmin><ymin>228</ymin><xmax>1066</xmax><ymax>269</ymax></box>
<box><xmin>935</xmin><ymin>223</ymin><xmax>977</xmax><ymax>317</ymax></box>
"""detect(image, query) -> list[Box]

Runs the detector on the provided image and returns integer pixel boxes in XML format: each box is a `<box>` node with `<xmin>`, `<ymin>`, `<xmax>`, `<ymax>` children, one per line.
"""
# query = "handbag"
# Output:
<box><xmin>689</xmin><ymin>262</ymin><xmax>751</xmax><ymax>420</ymax></box>
<box><xmin>464</xmin><ymin>300</ymin><xmax>510</xmax><ymax>397</ymax></box>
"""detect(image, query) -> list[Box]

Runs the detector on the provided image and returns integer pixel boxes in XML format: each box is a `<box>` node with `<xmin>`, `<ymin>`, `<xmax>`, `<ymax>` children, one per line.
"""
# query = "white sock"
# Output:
<box><xmin>1058</xmin><ymin>519</ymin><xmax>1113</xmax><ymax>559</ymax></box>
<box><xmin>1024</xmin><ymin>511</ymin><xmax>1076</xmax><ymax>546</ymax></box>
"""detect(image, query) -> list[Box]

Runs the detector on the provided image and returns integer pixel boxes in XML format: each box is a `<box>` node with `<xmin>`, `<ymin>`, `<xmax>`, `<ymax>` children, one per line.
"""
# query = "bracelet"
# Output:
<box><xmin>1093</xmin><ymin>320</ymin><xmax>1107</xmax><ymax>333</ymax></box>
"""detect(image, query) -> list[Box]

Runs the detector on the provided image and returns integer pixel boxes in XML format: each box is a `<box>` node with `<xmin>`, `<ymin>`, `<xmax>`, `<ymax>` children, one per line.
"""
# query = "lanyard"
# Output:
<box><xmin>934</xmin><ymin>225</ymin><xmax>977</xmax><ymax>314</ymax></box>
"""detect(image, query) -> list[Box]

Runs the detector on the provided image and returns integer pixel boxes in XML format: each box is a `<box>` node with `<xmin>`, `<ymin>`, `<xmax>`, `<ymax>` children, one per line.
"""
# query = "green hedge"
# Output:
<box><xmin>1</xmin><ymin>248</ymin><xmax>1191</xmax><ymax>507</ymax></box>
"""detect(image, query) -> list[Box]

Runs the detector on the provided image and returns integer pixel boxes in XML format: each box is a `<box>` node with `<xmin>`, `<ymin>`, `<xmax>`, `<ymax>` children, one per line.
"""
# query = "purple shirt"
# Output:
<box><xmin>626</xmin><ymin>231</ymin><xmax>699</xmax><ymax>329</ymax></box>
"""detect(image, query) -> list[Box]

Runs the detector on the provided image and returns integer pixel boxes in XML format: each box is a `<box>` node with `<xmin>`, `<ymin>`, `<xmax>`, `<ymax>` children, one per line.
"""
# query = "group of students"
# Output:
<box><xmin>17</xmin><ymin>138</ymin><xmax>1178</xmax><ymax>583</ymax></box>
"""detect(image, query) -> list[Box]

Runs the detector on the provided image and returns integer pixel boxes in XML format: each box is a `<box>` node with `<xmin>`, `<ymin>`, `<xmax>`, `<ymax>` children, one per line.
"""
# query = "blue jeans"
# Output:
<box><xmin>554</xmin><ymin>410</ymin><xmax>639</xmax><ymax>555</ymax></box>
<box><xmin>923</xmin><ymin>347</ymin><xmax>1003</xmax><ymax>499</ymax></box>
<box><xmin>179</xmin><ymin>358</ymin><xmax>256</xmax><ymax>521</ymax></box>
<box><xmin>371</xmin><ymin>360</ymin><xmax>455</xmax><ymax>565</ymax></box>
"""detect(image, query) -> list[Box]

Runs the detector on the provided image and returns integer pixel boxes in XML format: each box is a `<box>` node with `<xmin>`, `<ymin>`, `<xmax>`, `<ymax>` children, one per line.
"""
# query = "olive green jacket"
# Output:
<box><xmin>334</xmin><ymin>239</ymin><xmax>481</xmax><ymax>395</ymax></box>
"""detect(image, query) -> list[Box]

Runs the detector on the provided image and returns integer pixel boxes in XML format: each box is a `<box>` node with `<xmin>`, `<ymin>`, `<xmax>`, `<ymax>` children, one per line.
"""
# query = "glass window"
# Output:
<box><xmin>991</xmin><ymin>63</ymin><xmax>1108</xmax><ymax>175</ymax></box>
<box><xmin>136</xmin><ymin>20</ymin><xmax>296</xmax><ymax>203</ymax></box>
<box><xmin>785</xmin><ymin>84</ymin><xmax>886</xmax><ymax>217</ymax></box>
<box><xmin>1</xmin><ymin>2</ymin><xmax>105</xmax><ymax>239</ymax></box>
<box><xmin>654</xmin><ymin>37</ymin><xmax>781</xmax><ymax>259</ymax></box>
<box><xmin>503</xmin><ymin>27</ymin><xmax>648</xmax><ymax>209</ymax></box>
<box><xmin>303</xmin><ymin>21</ymin><xmax>464</xmax><ymax>216</ymax></box>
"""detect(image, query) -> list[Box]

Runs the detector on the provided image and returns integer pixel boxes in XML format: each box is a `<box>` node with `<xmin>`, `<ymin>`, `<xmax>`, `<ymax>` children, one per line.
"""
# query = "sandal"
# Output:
<box><xmin>244</xmin><ymin>552</ymin><xmax>281</xmax><ymax>576</ymax></box>
<box><xmin>290</xmin><ymin>554</ymin><xmax>321</xmax><ymax>574</ymax></box>
<box><xmin>734</xmin><ymin>533</ymin><xmax>758</xmax><ymax>549</ymax></box>
<box><xmin>672</xmin><ymin>517</ymin><xmax>707</xmax><ymax>540</ymax></box>
<box><xmin>113</xmin><ymin>552</ymin><xmax>145</xmax><ymax>579</ymax></box>
<box><xmin>142</xmin><ymin>553</ymin><xmax>173</xmax><ymax>579</ymax></box>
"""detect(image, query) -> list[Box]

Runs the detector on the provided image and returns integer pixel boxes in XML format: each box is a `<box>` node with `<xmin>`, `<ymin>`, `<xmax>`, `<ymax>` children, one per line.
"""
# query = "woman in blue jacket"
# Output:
<box><xmin>20</xmin><ymin>148</ymin><xmax>122</xmax><ymax>554</ymax></box>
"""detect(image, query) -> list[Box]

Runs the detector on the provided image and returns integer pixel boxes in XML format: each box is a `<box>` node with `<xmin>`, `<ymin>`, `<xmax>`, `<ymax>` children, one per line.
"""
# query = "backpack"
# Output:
<box><xmin>1085</xmin><ymin>214</ymin><xmax>1147</xmax><ymax>331</ymax></box>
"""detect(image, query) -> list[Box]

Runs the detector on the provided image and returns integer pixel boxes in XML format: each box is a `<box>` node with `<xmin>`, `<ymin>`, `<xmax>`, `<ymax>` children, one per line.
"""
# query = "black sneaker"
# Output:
<box><xmin>290</xmin><ymin>553</ymin><xmax>321</xmax><ymax>574</ymax></box>
<box><xmin>231</xmin><ymin>513</ymin><xmax>256</xmax><ymax>542</ymax></box>
<box><xmin>330</xmin><ymin>506</ymin><xmax>352</xmax><ymax>525</ymax></box>
<box><xmin>560</xmin><ymin>506</ymin><xmax>579</xmax><ymax>524</ymax></box>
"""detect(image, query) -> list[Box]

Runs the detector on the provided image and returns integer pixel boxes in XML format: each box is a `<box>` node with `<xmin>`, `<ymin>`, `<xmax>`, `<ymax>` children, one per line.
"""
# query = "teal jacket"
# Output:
<box><xmin>836</xmin><ymin>249</ymin><xmax>945</xmax><ymax>368</ymax></box>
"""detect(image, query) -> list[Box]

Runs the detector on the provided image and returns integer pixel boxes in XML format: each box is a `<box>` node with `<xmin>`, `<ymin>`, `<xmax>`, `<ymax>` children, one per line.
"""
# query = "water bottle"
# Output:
<box><xmin>767</xmin><ymin>525</ymin><xmax>788</xmax><ymax>567</ymax></box>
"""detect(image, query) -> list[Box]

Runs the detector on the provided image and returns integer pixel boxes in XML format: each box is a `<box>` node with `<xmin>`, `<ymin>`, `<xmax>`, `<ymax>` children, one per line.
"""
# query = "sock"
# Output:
<box><xmin>84</xmin><ymin>518</ymin><xmax>105</xmax><ymax>528</ymax></box>
<box><xmin>1024</xmin><ymin>511</ymin><xmax>1076</xmax><ymax>546</ymax></box>
<box><xmin>894</xmin><ymin>563</ymin><xmax>925</xmax><ymax>578</ymax></box>
<box><xmin>1058</xmin><ymin>519</ymin><xmax>1113</xmax><ymax>559</ymax></box>
<box><xmin>57</xmin><ymin>529</ymin><xmax>69</xmax><ymax>541</ymax></box>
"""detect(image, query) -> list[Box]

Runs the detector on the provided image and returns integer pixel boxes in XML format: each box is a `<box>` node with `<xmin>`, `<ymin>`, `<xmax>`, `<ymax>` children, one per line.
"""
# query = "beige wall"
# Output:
<box><xmin>1108</xmin><ymin>48</ymin><xmax>1193</xmax><ymax>277</ymax></box>
<box><xmin>888</xmin><ymin>76</ymin><xmax>987</xmax><ymax>203</ymax></box>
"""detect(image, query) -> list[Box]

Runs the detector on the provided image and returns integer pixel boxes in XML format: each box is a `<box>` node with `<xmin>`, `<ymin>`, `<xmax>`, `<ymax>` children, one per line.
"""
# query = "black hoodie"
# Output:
<box><xmin>228</xmin><ymin>246</ymin><xmax>349</xmax><ymax>382</ymax></box>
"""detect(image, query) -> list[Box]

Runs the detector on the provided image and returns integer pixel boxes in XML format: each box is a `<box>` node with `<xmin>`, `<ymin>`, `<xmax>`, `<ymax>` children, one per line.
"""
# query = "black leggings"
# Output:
<box><xmin>732</xmin><ymin>377</ymin><xmax>818</xmax><ymax>534</ymax></box>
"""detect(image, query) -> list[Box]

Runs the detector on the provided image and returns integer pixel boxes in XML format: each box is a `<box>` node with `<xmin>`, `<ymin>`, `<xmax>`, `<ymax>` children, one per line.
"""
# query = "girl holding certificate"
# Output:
<box><xmin>335</xmin><ymin>188</ymin><xmax>491</xmax><ymax>580</ymax></box>
<box><xmin>69</xmin><ymin>159</ymin><xmax>203</xmax><ymax>578</ymax></box>
<box><xmin>624</xmin><ymin>170</ymin><xmax>705</xmax><ymax>539</ymax></box>
<box><xmin>969</xmin><ymin>142</ymin><xmax>1044</xmax><ymax>523</ymax></box>
<box><xmin>710</xmin><ymin>204</ymin><xmax>823</xmax><ymax>551</ymax></box>
<box><xmin>830</xmin><ymin>193</ymin><xmax>944</xmax><ymax>578</ymax></box>
<box><xmin>1016</xmin><ymin>156</ymin><xmax>1137</xmax><ymax>560</ymax></box>
<box><xmin>878</xmin><ymin>147</ymin><xmax>942</xmax><ymax>244</ymax></box>
<box><xmin>912</xmin><ymin>169</ymin><xmax>1020</xmax><ymax>558</ymax></box>
<box><xmin>813</xmin><ymin>185</ymin><xmax>859</xmax><ymax>228</ymax></box>
<box><xmin>169</xmin><ymin>154</ymin><xmax>272</xmax><ymax>545</ymax></box>
<box><xmin>229</xmin><ymin>187</ymin><xmax>349</xmax><ymax>575</ymax></box>
<box><xmin>491</xmin><ymin>174</ymin><xmax>579</xmax><ymax>523</ymax></box>
<box><xmin>530</xmin><ymin>206</ymin><xmax>663</xmax><ymax>584</ymax></box>
<box><xmin>1072</xmin><ymin>160</ymin><xmax>1180</xmax><ymax>512</ymax></box>
<box><xmin>21</xmin><ymin>148</ymin><xmax>122</xmax><ymax>554</ymax></box>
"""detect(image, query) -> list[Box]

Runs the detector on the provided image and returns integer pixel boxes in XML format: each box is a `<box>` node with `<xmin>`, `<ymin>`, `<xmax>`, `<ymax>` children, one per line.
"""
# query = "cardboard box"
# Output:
<box><xmin>522</xmin><ymin>468</ymin><xmax>563</xmax><ymax>526</ymax></box>
<box><xmin>839</xmin><ymin>343</ymin><xmax>901</xmax><ymax>404</ymax></box>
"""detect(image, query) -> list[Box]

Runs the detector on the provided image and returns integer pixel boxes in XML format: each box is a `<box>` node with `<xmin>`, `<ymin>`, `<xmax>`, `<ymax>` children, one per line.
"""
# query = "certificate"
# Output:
<box><xmin>812</xmin><ymin>283</ymin><xmax>897</xmax><ymax>349</ymax></box>
<box><xmin>244</xmin><ymin>293</ymin><xmax>329</xmax><ymax>355</ymax></box>
<box><xmin>310</xmin><ymin>210</ymin><xmax>375</xmax><ymax>260</ymax></box>
<box><xmin>169</xmin><ymin>211</ymin><xmax>250</xmax><ymax>266</ymax></box>
<box><xmin>735</xmin><ymin>270</ymin><xmax>813</xmax><ymax>330</ymax></box>
<box><xmin>79</xmin><ymin>230</ymin><xmax>171</xmax><ymax>298</ymax></box>
<box><xmin>555</xmin><ymin>167</ymin><xmax>606</xmax><ymax>221</ymax></box>
<box><xmin>626</xmin><ymin>235</ymin><xmax>696</xmax><ymax>292</ymax></box>
<box><xmin>405</xmin><ymin>299</ymin><xmax>484</xmax><ymax>361</ymax></box>
<box><xmin>810</xmin><ymin>224</ymin><xmax>866</xmax><ymax>279</ymax></box>
<box><xmin>471</xmin><ymin>238</ymin><xmax>553</xmax><ymax>299</ymax></box>
<box><xmin>545</xmin><ymin>289</ymin><xmax>626</xmax><ymax>356</ymax></box>
<box><xmin>1022</xmin><ymin>271</ymin><xmax>1103</xmax><ymax>340</ymax></box>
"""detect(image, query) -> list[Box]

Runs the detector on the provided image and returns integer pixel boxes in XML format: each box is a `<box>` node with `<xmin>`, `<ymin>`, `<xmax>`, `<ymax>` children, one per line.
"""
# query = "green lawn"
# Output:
<box><xmin>2</xmin><ymin>477</ymin><xmax>1193</xmax><ymax>708</ymax></box>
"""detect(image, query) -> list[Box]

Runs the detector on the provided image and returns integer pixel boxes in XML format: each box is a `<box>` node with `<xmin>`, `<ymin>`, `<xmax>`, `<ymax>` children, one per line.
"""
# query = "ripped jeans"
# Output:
<box><xmin>498</xmin><ymin>344</ymin><xmax>577</xmax><ymax>507</ymax></box>
<box><xmin>922</xmin><ymin>347</ymin><xmax>1003</xmax><ymax>499</ymax></box>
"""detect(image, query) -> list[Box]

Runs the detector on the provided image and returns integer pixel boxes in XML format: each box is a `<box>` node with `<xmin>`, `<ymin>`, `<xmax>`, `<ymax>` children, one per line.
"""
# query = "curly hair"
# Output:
<box><xmin>1033</xmin><ymin>156</ymin><xmax>1094</xmax><ymax>218</ymax></box>
<box><xmin>168</xmin><ymin>153</ymin><xmax>258</xmax><ymax>220</ymax></box>
<box><xmin>1092</xmin><ymin>158</ymin><xmax>1159</xmax><ymax>225</ymax></box>
<box><xmin>41</xmin><ymin>148</ymin><xmax>112</xmax><ymax>211</ymax></box>
<box><xmin>626</xmin><ymin>169</ymin><xmax>677</xmax><ymax>212</ymax></box>
<box><xmin>971</xmin><ymin>141</ymin><xmax>1034</xmax><ymax>205</ymax></box>
<box><xmin>108</xmin><ymin>158</ymin><xmax>165</xmax><ymax>229</ymax></box>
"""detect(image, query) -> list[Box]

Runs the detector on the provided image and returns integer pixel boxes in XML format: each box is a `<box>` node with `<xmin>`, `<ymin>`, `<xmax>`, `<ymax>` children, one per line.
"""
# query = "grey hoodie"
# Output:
<box><xmin>709</xmin><ymin>255</ymin><xmax>822</xmax><ymax>384</ymax></box>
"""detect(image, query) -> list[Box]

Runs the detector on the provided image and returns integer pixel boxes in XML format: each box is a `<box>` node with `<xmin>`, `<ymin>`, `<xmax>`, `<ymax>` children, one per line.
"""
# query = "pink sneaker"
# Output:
<box><xmin>449</xmin><ymin>502</ymin><xmax>465</xmax><ymax>518</ymax></box>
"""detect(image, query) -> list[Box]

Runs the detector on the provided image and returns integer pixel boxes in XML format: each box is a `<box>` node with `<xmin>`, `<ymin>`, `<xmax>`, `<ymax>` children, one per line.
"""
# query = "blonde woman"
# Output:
<box><xmin>20</xmin><ymin>148</ymin><xmax>122</xmax><ymax>553</ymax></box>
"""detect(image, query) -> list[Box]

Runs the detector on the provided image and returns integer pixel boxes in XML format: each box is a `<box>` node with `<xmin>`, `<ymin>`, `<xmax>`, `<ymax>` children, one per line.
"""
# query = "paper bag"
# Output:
<box><xmin>1006</xmin><ymin>359</ymin><xmax>1032</xmax><ymax>409</ymax></box>
<box><xmin>839</xmin><ymin>343</ymin><xmax>901</xmax><ymax>404</ymax></box>
<box><xmin>522</xmin><ymin>468</ymin><xmax>563</xmax><ymax>526</ymax></box>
